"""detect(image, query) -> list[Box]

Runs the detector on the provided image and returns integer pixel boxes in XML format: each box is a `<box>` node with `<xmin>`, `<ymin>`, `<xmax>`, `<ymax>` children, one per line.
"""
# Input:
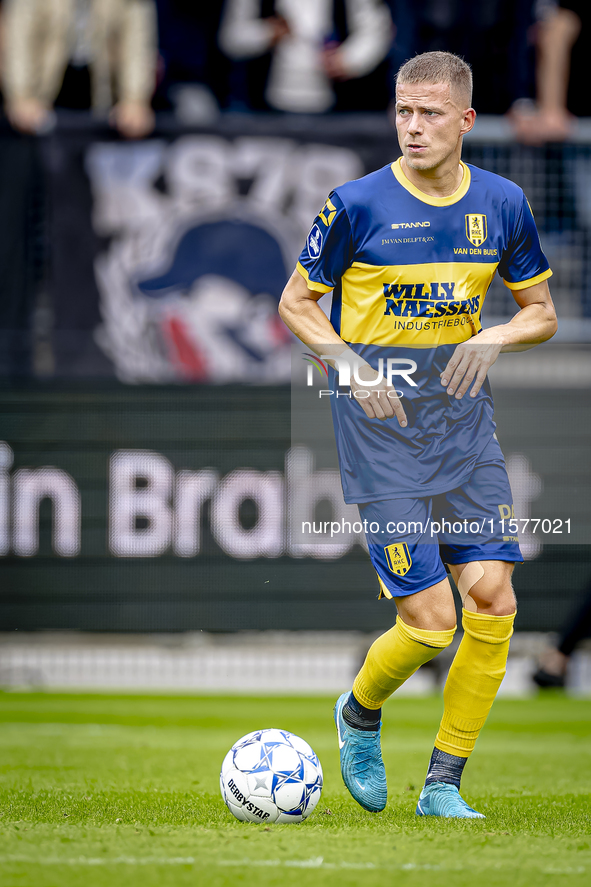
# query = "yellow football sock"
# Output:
<box><xmin>435</xmin><ymin>608</ymin><xmax>516</xmax><ymax>758</ymax></box>
<box><xmin>352</xmin><ymin>617</ymin><xmax>456</xmax><ymax>709</ymax></box>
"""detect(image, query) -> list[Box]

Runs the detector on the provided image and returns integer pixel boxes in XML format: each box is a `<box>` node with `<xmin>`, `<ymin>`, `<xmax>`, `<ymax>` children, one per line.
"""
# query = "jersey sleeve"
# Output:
<box><xmin>498</xmin><ymin>192</ymin><xmax>552</xmax><ymax>291</ymax></box>
<box><xmin>296</xmin><ymin>191</ymin><xmax>354</xmax><ymax>293</ymax></box>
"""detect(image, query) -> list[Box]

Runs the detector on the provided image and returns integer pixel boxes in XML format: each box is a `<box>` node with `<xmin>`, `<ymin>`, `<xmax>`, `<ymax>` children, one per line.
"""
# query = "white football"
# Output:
<box><xmin>220</xmin><ymin>728</ymin><xmax>323</xmax><ymax>823</ymax></box>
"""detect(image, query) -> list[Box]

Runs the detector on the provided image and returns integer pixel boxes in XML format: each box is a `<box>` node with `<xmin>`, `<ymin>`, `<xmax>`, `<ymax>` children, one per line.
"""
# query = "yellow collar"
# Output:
<box><xmin>391</xmin><ymin>157</ymin><xmax>471</xmax><ymax>207</ymax></box>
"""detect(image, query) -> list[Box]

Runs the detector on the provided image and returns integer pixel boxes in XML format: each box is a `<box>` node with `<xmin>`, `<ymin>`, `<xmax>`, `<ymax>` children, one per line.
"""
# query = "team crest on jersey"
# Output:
<box><xmin>319</xmin><ymin>198</ymin><xmax>337</xmax><ymax>227</ymax></box>
<box><xmin>307</xmin><ymin>224</ymin><xmax>323</xmax><ymax>258</ymax></box>
<box><xmin>465</xmin><ymin>214</ymin><xmax>487</xmax><ymax>247</ymax></box>
<box><xmin>385</xmin><ymin>542</ymin><xmax>412</xmax><ymax>576</ymax></box>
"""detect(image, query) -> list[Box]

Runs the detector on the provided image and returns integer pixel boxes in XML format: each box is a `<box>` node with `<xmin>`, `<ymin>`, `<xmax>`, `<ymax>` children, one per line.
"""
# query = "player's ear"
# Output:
<box><xmin>460</xmin><ymin>108</ymin><xmax>476</xmax><ymax>136</ymax></box>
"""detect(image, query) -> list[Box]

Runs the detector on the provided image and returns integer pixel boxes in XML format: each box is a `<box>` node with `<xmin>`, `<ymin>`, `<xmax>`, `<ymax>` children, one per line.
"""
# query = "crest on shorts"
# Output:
<box><xmin>384</xmin><ymin>542</ymin><xmax>412</xmax><ymax>576</ymax></box>
<box><xmin>465</xmin><ymin>214</ymin><xmax>487</xmax><ymax>247</ymax></box>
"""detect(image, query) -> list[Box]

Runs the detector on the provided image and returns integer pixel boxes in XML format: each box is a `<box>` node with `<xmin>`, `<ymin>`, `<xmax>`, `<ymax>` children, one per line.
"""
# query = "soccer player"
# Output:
<box><xmin>279</xmin><ymin>51</ymin><xmax>557</xmax><ymax>818</ymax></box>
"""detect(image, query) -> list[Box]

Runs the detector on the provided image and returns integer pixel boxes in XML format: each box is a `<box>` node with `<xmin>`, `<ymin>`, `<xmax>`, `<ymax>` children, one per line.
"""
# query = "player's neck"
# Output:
<box><xmin>400</xmin><ymin>157</ymin><xmax>464</xmax><ymax>198</ymax></box>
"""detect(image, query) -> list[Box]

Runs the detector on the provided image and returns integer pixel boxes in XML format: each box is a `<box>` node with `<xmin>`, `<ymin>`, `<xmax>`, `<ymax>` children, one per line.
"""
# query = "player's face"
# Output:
<box><xmin>395</xmin><ymin>82</ymin><xmax>473</xmax><ymax>173</ymax></box>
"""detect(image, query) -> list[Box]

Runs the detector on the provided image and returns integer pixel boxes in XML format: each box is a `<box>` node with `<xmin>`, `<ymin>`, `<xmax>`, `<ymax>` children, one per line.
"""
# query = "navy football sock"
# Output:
<box><xmin>342</xmin><ymin>691</ymin><xmax>381</xmax><ymax>732</ymax></box>
<box><xmin>424</xmin><ymin>747</ymin><xmax>467</xmax><ymax>788</ymax></box>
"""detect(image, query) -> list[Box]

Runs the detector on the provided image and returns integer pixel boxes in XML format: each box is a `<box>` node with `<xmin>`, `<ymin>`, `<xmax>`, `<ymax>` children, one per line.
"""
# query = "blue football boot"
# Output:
<box><xmin>416</xmin><ymin>782</ymin><xmax>485</xmax><ymax>818</ymax></box>
<box><xmin>333</xmin><ymin>692</ymin><xmax>387</xmax><ymax>812</ymax></box>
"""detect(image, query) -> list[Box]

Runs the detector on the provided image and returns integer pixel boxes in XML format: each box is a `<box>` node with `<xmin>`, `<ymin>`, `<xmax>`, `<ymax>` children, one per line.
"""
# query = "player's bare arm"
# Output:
<box><xmin>279</xmin><ymin>269</ymin><xmax>408</xmax><ymax>425</ymax></box>
<box><xmin>441</xmin><ymin>278</ymin><xmax>558</xmax><ymax>399</ymax></box>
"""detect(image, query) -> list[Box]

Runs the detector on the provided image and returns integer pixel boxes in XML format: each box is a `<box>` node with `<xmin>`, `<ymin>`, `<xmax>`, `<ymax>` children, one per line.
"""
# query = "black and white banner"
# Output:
<box><xmin>46</xmin><ymin>122</ymin><xmax>377</xmax><ymax>381</ymax></box>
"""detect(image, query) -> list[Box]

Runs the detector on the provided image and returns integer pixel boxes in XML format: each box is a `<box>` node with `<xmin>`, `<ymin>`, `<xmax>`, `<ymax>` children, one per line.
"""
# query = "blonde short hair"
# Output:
<box><xmin>396</xmin><ymin>51</ymin><xmax>473</xmax><ymax>107</ymax></box>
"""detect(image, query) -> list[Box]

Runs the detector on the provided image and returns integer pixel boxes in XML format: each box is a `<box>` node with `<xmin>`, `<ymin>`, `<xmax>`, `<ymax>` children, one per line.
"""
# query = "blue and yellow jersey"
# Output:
<box><xmin>296</xmin><ymin>159</ymin><xmax>552</xmax><ymax>504</ymax></box>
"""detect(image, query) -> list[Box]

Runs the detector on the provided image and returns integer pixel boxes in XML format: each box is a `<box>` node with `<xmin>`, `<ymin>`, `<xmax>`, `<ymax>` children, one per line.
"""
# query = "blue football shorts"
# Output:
<box><xmin>359</xmin><ymin>437</ymin><xmax>523</xmax><ymax>599</ymax></box>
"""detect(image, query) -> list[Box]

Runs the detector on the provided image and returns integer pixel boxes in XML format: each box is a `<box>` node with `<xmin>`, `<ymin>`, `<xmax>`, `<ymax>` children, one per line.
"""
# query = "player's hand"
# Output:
<box><xmin>440</xmin><ymin>340</ymin><xmax>503</xmax><ymax>399</ymax></box>
<box><xmin>350</xmin><ymin>362</ymin><xmax>408</xmax><ymax>426</ymax></box>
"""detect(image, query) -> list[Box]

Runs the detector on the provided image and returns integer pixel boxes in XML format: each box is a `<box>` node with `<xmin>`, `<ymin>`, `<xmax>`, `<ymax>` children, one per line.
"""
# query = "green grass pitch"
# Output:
<box><xmin>0</xmin><ymin>691</ymin><xmax>590</xmax><ymax>887</ymax></box>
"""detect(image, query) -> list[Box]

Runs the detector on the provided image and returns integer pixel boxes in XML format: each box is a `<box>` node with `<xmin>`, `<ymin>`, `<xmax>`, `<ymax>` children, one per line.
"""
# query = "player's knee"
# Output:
<box><xmin>397</xmin><ymin>599</ymin><xmax>457</xmax><ymax>632</ymax></box>
<box><xmin>428</xmin><ymin>609</ymin><xmax>457</xmax><ymax>632</ymax></box>
<box><xmin>469</xmin><ymin>577</ymin><xmax>516</xmax><ymax>616</ymax></box>
<box><xmin>395</xmin><ymin>578</ymin><xmax>457</xmax><ymax>631</ymax></box>
<box><xmin>457</xmin><ymin>562</ymin><xmax>516</xmax><ymax>616</ymax></box>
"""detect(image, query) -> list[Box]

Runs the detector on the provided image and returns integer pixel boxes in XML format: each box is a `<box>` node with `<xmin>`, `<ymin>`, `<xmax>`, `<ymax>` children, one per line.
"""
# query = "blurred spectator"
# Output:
<box><xmin>512</xmin><ymin>1</ymin><xmax>587</xmax><ymax>144</ymax></box>
<box><xmin>533</xmin><ymin>581</ymin><xmax>591</xmax><ymax>688</ymax></box>
<box><xmin>218</xmin><ymin>0</ymin><xmax>394</xmax><ymax>113</ymax></box>
<box><xmin>3</xmin><ymin>0</ymin><xmax>157</xmax><ymax>138</ymax></box>
<box><xmin>153</xmin><ymin>1</ymin><xmax>231</xmax><ymax>118</ymax></box>
<box><xmin>389</xmin><ymin>0</ymin><xmax>536</xmax><ymax>115</ymax></box>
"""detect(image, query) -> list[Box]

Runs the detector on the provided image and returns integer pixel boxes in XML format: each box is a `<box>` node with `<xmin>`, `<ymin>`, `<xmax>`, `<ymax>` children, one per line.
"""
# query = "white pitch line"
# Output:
<box><xmin>219</xmin><ymin>858</ymin><xmax>378</xmax><ymax>869</ymax></box>
<box><xmin>0</xmin><ymin>857</ymin><xmax>199</xmax><ymax>866</ymax></box>
<box><xmin>0</xmin><ymin>856</ymin><xmax>585</xmax><ymax>875</ymax></box>
<box><xmin>0</xmin><ymin>856</ymin><xmax>435</xmax><ymax>870</ymax></box>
